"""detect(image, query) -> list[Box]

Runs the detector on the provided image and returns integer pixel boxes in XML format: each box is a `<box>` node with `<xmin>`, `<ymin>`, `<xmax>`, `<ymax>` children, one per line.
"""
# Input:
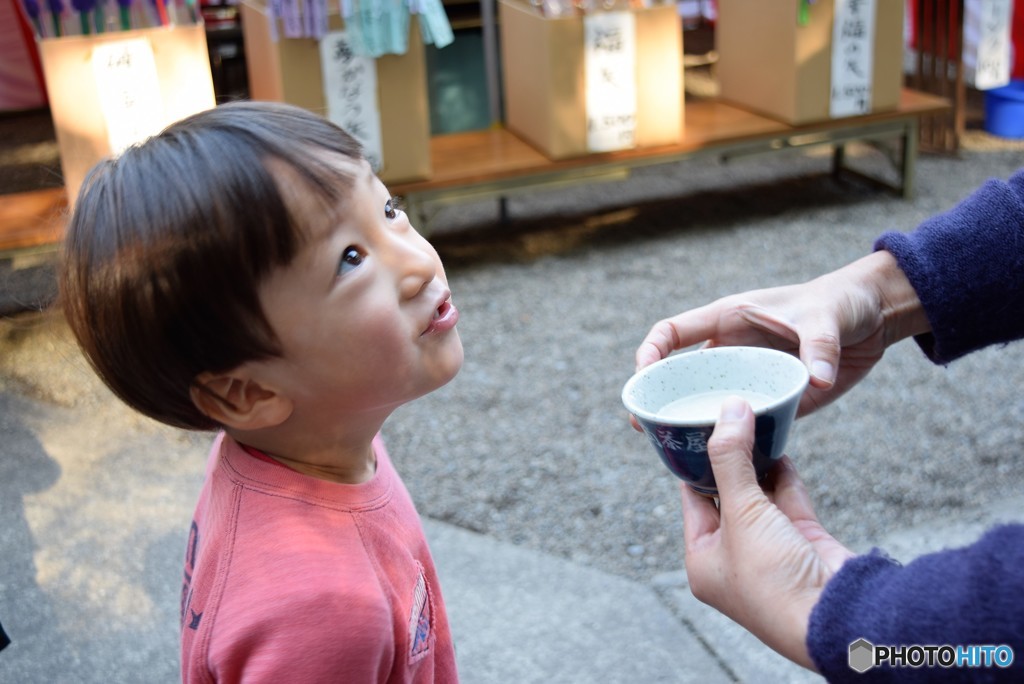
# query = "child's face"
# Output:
<box><xmin>254</xmin><ymin>157</ymin><xmax>464</xmax><ymax>424</ymax></box>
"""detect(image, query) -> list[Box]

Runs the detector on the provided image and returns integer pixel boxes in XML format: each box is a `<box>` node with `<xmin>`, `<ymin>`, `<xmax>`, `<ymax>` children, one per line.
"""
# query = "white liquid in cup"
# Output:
<box><xmin>658</xmin><ymin>389</ymin><xmax>777</xmax><ymax>423</ymax></box>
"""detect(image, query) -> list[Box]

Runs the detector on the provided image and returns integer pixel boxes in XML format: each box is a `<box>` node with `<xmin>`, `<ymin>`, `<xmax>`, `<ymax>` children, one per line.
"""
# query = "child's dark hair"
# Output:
<box><xmin>59</xmin><ymin>101</ymin><xmax>363</xmax><ymax>430</ymax></box>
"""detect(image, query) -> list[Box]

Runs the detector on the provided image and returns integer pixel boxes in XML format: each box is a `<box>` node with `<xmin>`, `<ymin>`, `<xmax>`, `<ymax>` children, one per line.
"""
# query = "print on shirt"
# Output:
<box><xmin>181</xmin><ymin>520</ymin><xmax>202</xmax><ymax>630</ymax></box>
<box><xmin>408</xmin><ymin>569</ymin><xmax>432</xmax><ymax>662</ymax></box>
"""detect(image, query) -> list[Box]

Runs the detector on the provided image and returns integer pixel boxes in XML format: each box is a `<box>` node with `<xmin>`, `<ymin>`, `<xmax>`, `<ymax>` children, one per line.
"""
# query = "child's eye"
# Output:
<box><xmin>337</xmin><ymin>246</ymin><xmax>364</xmax><ymax>276</ymax></box>
<box><xmin>385</xmin><ymin>197</ymin><xmax>404</xmax><ymax>220</ymax></box>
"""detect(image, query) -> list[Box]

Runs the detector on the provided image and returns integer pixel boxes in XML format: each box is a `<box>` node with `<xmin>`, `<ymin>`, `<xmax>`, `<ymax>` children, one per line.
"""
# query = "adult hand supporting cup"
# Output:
<box><xmin>633</xmin><ymin>251</ymin><xmax>930</xmax><ymax>425</ymax></box>
<box><xmin>679</xmin><ymin>397</ymin><xmax>856</xmax><ymax>671</ymax></box>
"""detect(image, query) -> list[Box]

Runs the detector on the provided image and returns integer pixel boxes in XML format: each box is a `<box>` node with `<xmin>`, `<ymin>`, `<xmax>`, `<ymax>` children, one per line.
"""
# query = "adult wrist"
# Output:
<box><xmin>861</xmin><ymin>250</ymin><xmax>930</xmax><ymax>347</ymax></box>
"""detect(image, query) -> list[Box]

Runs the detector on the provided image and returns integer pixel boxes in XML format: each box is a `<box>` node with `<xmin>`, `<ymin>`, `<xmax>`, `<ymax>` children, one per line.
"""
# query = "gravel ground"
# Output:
<box><xmin>3</xmin><ymin>130</ymin><xmax>1023</xmax><ymax>591</ymax></box>
<box><xmin>386</xmin><ymin>131</ymin><xmax>1024</xmax><ymax>582</ymax></box>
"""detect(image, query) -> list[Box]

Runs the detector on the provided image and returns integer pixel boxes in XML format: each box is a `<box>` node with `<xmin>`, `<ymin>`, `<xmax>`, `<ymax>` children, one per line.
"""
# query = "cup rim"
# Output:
<box><xmin>621</xmin><ymin>346</ymin><xmax>810</xmax><ymax>426</ymax></box>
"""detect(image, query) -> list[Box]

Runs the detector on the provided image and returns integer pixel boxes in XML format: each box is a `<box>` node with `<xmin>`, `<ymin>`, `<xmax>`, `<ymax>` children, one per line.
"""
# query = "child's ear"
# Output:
<box><xmin>190</xmin><ymin>369</ymin><xmax>293</xmax><ymax>430</ymax></box>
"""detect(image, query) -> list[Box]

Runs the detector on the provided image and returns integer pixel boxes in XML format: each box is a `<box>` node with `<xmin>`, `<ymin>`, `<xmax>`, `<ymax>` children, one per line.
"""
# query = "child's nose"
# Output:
<box><xmin>391</xmin><ymin>236</ymin><xmax>437</xmax><ymax>299</ymax></box>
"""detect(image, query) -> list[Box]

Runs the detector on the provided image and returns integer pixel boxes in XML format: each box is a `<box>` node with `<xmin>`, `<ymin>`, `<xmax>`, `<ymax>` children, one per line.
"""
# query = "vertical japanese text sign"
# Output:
<box><xmin>320</xmin><ymin>31</ymin><xmax>385</xmax><ymax>171</ymax></box>
<box><xmin>91</xmin><ymin>39</ymin><xmax>165</xmax><ymax>154</ymax></box>
<box><xmin>584</xmin><ymin>10</ymin><xmax>637</xmax><ymax>153</ymax></box>
<box><xmin>830</xmin><ymin>0</ymin><xmax>877</xmax><ymax>118</ymax></box>
<box><xmin>969</xmin><ymin>0</ymin><xmax>1013</xmax><ymax>90</ymax></box>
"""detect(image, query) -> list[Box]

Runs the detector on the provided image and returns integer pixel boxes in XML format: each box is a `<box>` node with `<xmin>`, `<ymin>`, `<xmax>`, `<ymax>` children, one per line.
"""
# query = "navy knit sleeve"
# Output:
<box><xmin>807</xmin><ymin>525</ymin><xmax>1024</xmax><ymax>682</ymax></box>
<box><xmin>873</xmin><ymin>168</ymin><xmax>1024</xmax><ymax>364</ymax></box>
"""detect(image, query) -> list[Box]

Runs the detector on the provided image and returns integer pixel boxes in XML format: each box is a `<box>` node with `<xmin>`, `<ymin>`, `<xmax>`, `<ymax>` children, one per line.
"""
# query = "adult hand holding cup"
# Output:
<box><xmin>621</xmin><ymin>346</ymin><xmax>809</xmax><ymax>496</ymax></box>
<box><xmin>680</xmin><ymin>395</ymin><xmax>856</xmax><ymax>669</ymax></box>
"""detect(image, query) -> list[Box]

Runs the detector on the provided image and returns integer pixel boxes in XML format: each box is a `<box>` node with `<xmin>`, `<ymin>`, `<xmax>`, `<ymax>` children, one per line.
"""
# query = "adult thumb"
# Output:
<box><xmin>706</xmin><ymin>397</ymin><xmax>761</xmax><ymax>500</ymax></box>
<box><xmin>802</xmin><ymin>329</ymin><xmax>842</xmax><ymax>389</ymax></box>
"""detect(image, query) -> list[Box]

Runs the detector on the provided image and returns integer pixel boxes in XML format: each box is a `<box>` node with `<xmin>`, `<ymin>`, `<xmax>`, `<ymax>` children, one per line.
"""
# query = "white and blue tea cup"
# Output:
<box><xmin>622</xmin><ymin>346</ymin><xmax>809</xmax><ymax>496</ymax></box>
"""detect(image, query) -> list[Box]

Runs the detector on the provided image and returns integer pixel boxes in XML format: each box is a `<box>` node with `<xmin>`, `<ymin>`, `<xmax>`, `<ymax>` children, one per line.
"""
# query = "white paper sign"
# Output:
<box><xmin>319</xmin><ymin>31</ymin><xmax>384</xmax><ymax>171</ymax></box>
<box><xmin>91</xmin><ymin>39</ymin><xmax>165</xmax><ymax>154</ymax></box>
<box><xmin>965</xmin><ymin>0</ymin><xmax>1013</xmax><ymax>90</ymax></box>
<box><xmin>830</xmin><ymin>0</ymin><xmax>877</xmax><ymax>118</ymax></box>
<box><xmin>584</xmin><ymin>11</ymin><xmax>637</xmax><ymax>153</ymax></box>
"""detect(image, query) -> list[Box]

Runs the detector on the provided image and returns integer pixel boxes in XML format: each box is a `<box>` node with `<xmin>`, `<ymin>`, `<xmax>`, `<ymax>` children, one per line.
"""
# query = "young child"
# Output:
<box><xmin>59</xmin><ymin>101</ymin><xmax>464</xmax><ymax>682</ymax></box>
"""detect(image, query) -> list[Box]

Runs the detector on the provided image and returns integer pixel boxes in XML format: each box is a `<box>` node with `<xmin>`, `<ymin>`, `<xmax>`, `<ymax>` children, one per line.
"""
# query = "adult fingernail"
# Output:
<box><xmin>811</xmin><ymin>359</ymin><xmax>835</xmax><ymax>385</ymax></box>
<box><xmin>720</xmin><ymin>396</ymin><xmax>746</xmax><ymax>420</ymax></box>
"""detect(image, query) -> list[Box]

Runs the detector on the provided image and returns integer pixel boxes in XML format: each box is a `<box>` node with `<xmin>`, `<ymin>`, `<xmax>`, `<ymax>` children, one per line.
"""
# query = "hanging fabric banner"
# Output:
<box><xmin>319</xmin><ymin>30</ymin><xmax>384</xmax><ymax>171</ymax></box>
<box><xmin>964</xmin><ymin>0</ymin><xmax>1013</xmax><ymax>90</ymax></box>
<box><xmin>830</xmin><ymin>0</ymin><xmax>877</xmax><ymax>118</ymax></box>
<box><xmin>91</xmin><ymin>38</ymin><xmax>165</xmax><ymax>154</ymax></box>
<box><xmin>584</xmin><ymin>10</ymin><xmax>637</xmax><ymax>153</ymax></box>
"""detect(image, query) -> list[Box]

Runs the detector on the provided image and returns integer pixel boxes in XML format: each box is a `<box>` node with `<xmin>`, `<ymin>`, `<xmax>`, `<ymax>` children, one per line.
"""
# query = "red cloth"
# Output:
<box><xmin>1014</xmin><ymin>0</ymin><xmax>1024</xmax><ymax>78</ymax></box>
<box><xmin>1</xmin><ymin>0</ymin><xmax>47</xmax><ymax>110</ymax></box>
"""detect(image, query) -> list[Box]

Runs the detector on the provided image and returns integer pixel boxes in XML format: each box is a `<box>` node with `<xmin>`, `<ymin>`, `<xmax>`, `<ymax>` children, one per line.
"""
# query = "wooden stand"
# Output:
<box><xmin>0</xmin><ymin>187</ymin><xmax>67</xmax><ymax>255</ymax></box>
<box><xmin>390</xmin><ymin>88</ymin><xmax>951</xmax><ymax>233</ymax></box>
<box><xmin>0</xmin><ymin>89</ymin><xmax>949</xmax><ymax>254</ymax></box>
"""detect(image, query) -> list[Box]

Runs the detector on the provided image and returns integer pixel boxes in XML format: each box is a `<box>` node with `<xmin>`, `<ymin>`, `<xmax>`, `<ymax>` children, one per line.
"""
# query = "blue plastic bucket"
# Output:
<box><xmin>985</xmin><ymin>80</ymin><xmax>1024</xmax><ymax>139</ymax></box>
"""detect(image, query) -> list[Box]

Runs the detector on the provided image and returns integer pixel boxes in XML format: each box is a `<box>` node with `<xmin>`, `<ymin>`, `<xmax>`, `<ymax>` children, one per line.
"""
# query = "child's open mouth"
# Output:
<box><xmin>423</xmin><ymin>298</ymin><xmax>459</xmax><ymax>335</ymax></box>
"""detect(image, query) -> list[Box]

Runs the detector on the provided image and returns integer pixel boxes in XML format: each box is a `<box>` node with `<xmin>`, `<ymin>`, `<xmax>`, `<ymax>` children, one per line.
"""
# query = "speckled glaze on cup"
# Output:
<box><xmin>622</xmin><ymin>347</ymin><xmax>809</xmax><ymax>496</ymax></box>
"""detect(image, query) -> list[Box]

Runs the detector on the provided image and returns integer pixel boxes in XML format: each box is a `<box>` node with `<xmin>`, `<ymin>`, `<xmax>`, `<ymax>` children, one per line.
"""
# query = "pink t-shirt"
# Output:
<box><xmin>180</xmin><ymin>433</ymin><xmax>458</xmax><ymax>683</ymax></box>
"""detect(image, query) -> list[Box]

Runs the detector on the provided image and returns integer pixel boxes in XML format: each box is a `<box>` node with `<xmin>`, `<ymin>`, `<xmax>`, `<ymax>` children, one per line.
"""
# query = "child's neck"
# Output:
<box><xmin>231</xmin><ymin>426</ymin><xmax>379</xmax><ymax>485</ymax></box>
<box><xmin>262</xmin><ymin>447</ymin><xmax>377</xmax><ymax>484</ymax></box>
